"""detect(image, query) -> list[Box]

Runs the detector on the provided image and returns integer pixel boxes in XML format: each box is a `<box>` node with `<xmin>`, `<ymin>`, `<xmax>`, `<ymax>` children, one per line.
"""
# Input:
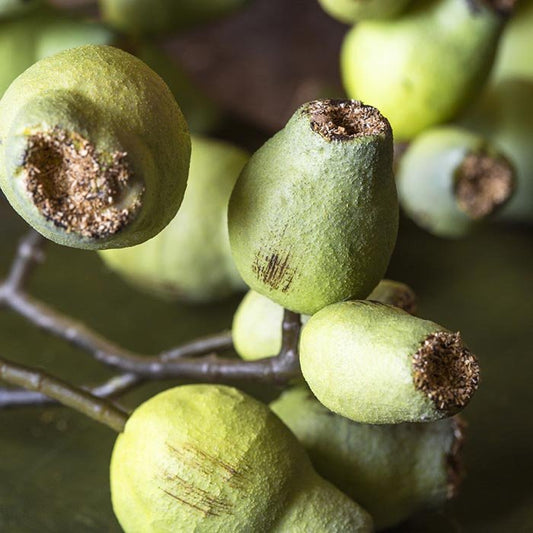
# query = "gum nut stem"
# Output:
<box><xmin>300</xmin><ymin>301</ymin><xmax>480</xmax><ymax>424</ymax></box>
<box><xmin>232</xmin><ymin>279</ymin><xmax>416</xmax><ymax>361</ymax></box>
<box><xmin>228</xmin><ymin>99</ymin><xmax>398</xmax><ymax>316</ymax></box>
<box><xmin>271</xmin><ymin>386</ymin><xmax>465</xmax><ymax>530</ymax></box>
<box><xmin>110</xmin><ymin>385</ymin><xmax>373</xmax><ymax>532</ymax></box>
<box><xmin>0</xmin><ymin>45</ymin><xmax>191</xmax><ymax>250</ymax></box>
<box><xmin>318</xmin><ymin>0</ymin><xmax>412</xmax><ymax>24</ymax></box>
<box><xmin>341</xmin><ymin>0</ymin><xmax>515</xmax><ymax>141</ymax></box>
<box><xmin>460</xmin><ymin>78</ymin><xmax>533</xmax><ymax>223</ymax></box>
<box><xmin>397</xmin><ymin>126</ymin><xmax>515</xmax><ymax>238</ymax></box>
<box><xmin>99</xmin><ymin>136</ymin><xmax>248</xmax><ymax>303</ymax></box>
<box><xmin>98</xmin><ymin>0</ymin><xmax>251</xmax><ymax>36</ymax></box>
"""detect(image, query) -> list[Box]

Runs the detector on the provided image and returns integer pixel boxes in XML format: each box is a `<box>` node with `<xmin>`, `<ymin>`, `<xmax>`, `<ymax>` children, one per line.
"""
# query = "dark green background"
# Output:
<box><xmin>0</xmin><ymin>199</ymin><xmax>531</xmax><ymax>532</ymax></box>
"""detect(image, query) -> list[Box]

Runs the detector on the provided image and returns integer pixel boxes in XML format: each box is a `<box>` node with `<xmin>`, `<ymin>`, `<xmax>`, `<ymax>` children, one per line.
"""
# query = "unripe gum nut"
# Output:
<box><xmin>318</xmin><ymin>0</ymin><xmax>412</xmax><ymax>24</ymax></box>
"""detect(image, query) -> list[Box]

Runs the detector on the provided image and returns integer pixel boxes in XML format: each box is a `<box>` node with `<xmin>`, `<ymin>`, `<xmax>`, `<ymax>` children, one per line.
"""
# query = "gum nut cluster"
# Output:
<box><xmin>300</xmin><ymin>301</ymin><xmax>480</xmax><ymax>424</ymax></box>
<box><xmin>99</xmin><ymin>0</ymin><xmax>251</xmax><ymax>36</ymax></box>
<box><xmin>0</xmin><ymin>45</ymin><xmax>191</xmax><ymax>250</ymax></box>
<box><xmin>271</xmin><ymin>386</ymin><xmax>464</xmax><ymax>531</ymax></box>
<box><xmin>397</xmin><ymin>126</ymin><xmax>515</xmax><ymax>238</ymax></box>
<box><xmin>110</xmin><ymin>385</ymin><xmax>373</xmax><ymax>532</ymax></box>
<box><xmin>99</xmin><ymin>136</ymin><xmax>248</xmax><ymax>303</ymax></box>
<box><xmin>341</xmin><ymin>0</ymin><xmax>514</xmax><ymax>141</ymax></box>
<box><xmin>232</xmin><ymin>279</ymin><xmax>417</xmax><ymax>361</ymax></box>
<box><xmin>228</xmin><ymin>99</ymin><xmax>399</xmax><ymax>316</ymax></box>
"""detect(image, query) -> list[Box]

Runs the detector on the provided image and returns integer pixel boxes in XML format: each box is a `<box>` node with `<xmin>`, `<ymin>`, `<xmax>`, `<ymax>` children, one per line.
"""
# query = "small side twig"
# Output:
<box><xmin>0</xmin><ymin>355</ymin><xmax>128</xmax><ymax>432</ymax></box>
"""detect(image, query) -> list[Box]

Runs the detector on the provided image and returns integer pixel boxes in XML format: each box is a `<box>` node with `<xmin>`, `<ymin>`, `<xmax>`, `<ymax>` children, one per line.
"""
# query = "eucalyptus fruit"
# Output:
<box><xmin>99</xmin><ymin>0</ymin><xmax>251</xmax><ymax>36</ymax></box>
<box><xmin>110</xmin><ymin>384</ymin><xmax>373</xmax><ymax>532</ymax></box>
<box><xmin>232</xmin><ymin>279</ymin><xmax>416</xmax><ymax>361</ymax></box>
<box><xmin>318</xmin><ymin>0</ymin><xmax>412</xmax><ymax>24</ymax></box>
<box><xmin>300</xmin><ymin>301</ymin><xmax>480</xmax><ymax>424</ymax></box>
<box><xmin>99</xmin><ymin>136</ymin><xmax>247</xmax><ymax>303</ymax></box>
<box><xmin>229</xmin><ymin>99</ymin><xmax>398</xmax><ymax>316</ymax></box>
<box><xmin>397</xmin><ymin>126</ymin><xmax>515</xmax><ymax>238</ymax></box>
<box><xmin>0</xmin><ymin>8</ymin><xmax>116</xmax><ymax>97</ymax></box>
<box><xmin>460</xmin><ymin>78</ymin><xmax>533</xmax><ymax>222</ymax></box>
<box><xmin>0</xmin><ymin>45</ymin><xmax>191</xmax><ymax>250</ymax></box>
<box><xmin>271</xmin><ymin>386</ymin><xmax>464</xmax><ymax>530</ymax></box>
<box><xmin>341</xmin><ymin>0</ymin><xmax>513</xmax><ymax>141</ymax></box>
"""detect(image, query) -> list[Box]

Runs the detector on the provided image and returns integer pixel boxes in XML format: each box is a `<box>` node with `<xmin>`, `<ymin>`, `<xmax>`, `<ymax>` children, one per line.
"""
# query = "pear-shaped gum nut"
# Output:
<box><xmin>0</xmin><ymin>8</ymin><xmax>116</xmax><ymax>97</ymax></box>
<box><xmin>232</xmin><ymin>279</ymin><xmax>415</xmax><ymax>361</ymax></box>
<box><xmin>110</xmin><ymin>385</ymin><xmax>373</xmax><ymax>532</ymax></box>
<box><xmin>0</xmin><ymin>0</ymin><xmax>41</xmax><ymax>19</ymax></box>
<box><xmin>341</xmin><ymin>0</ymin><xmax>514</xmax><ymax>141</ymax></box>
<box><xmin>397</xmin><ymin>126</ymin><xmax>515</xmax><ymax>238</ymax></box>
<box><xmin>0</xmin><ymin>45</ymin><xmax>191</xmax><ymax>250</ymax></box>
<box><xmin>271</xmin><ymin>386</ymin><xmax>465</xmax><ymax>530</ymax></box>
<box><xmin>300</xmin><ymin>301</ymin><xmax>480</xmax><ymax>424</ymax></box>
<box><xmin>228</xmin><ymin>99</ymin><xmax>398</xmax><ymax>316</ymax></box>
<box><xmin>99</xmin><ymin>0</ymin><xmax>251</xmax><ymax>36</ymax></box>
<box><xmin>99</xmin><ymin>136</ymin><xmax>247</xmax><ymax>303</ymax></box>
<box><xmin>460</xmin><ymin>78</ymin><xmax>533</xmax><ymax>223</ymax></box>
<box><xmin>492</xmin><ymin>0</ymin><xmax>533</xmax><ymax>82</ymax></box>
<box><xmin>318</xmin><ymin>0</ymin><xmax>412</xmax><ymax>24</ymax></box>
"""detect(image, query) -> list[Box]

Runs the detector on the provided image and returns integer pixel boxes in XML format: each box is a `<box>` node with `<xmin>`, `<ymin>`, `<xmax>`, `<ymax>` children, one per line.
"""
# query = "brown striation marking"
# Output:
<box><xmin>252</xmin><ymin>249</ymin><xmax>295</xmax><ymax>292</ymax></box>
<box><xmin>160</xmin><ymin>487</ymin><xmax>225</xmax><ymax>517</ymax></box>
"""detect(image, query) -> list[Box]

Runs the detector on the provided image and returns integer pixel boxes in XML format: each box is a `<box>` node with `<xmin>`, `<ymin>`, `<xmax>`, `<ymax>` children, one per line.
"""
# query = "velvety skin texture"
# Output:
<box><xmin>341</xmin><ymin>0</ymin><xmax>509</xmax><ymax>141</ymax></box>
<box><xmin>99</xmin><ymin>136</ymin><xmax>248</xmax><ymax>303</ymax></box>
<box><xmin>228</xmin><ymin>100</ymin><xmax>398</xmax><ymax>316</ymax></box>
<box><xmin>492</xmin><ymin>0</ymin><xmax>533</xmax><ymax>82</ymax></box>
<box><xmin>0</xmin><ymin>8</ymin><xmax>116</xmax><ymax>97</ymax></box>
<box><xmin>397</xmin><ymin>126</ymin><xmax>515</xmax><ymax>238</ymax></box>
<box><xmin>300</xmin><ymin>301</ymin><xmax>473</xmax><ymax>424</ymax></box>
<box><xmin>110</xmin><ymin>385</ymin><xmax>373</xmax><ymax>532</ymax></box>
<box><xmin>0</xmin><ymin>45</ymin><xmax>191</xmax><ymax>249</ymax></box>
<box><xmin>460</xmin><ymin>79</ymin><xmax>533</xmax><ymax>222</ymax></box>
<box><xmin>99</xmin><ymin>0</ymin><xmax>251</xmax><ymax>36</ymax></box>
<box><xmin>318</xmin><ymin>0</ymin><xmax>412</xmax><ymax>23</ymax></box>
<box><xmin>232</xmin><ymin>279</ymin><xmax>414</xmax><ymax>361</ymax></box>
<box><xmin>271</xmin><ymin>387</ymin><xmax>460</xmax><ymax>530</ymax></box>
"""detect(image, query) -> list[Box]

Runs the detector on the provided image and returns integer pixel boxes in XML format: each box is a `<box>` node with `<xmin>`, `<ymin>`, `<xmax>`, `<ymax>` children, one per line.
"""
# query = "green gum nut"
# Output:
<box><xmin>232</xmin><ymin>279</ymin><xmax>416</xmax><ymax>361</ymax></box>
<box><xmin>99</xmin><ymin>136</ymin><xmax>248</xmax><ymax>303</ymax></box>
<box><xmin>0</xmin><ymin>45</ymin><xmax>191</xmax><ymax>250</ymax></box>
<box><xmin>300</xmin><ymin>301</ymin><xmax>480</xmax><ymax>424</ymax></box>
<box><xmin>0</xmin><ymin>0</ymin><xmax>41</xmax><ymax>19</ymax></box>
<box><xmin>341</xmin><ymin>0</ymin><xmax>513</xmax><ymax>141</ymax></box>
<box><xmin>460</xmin><ymin>78</ymin><xmax>533</xmax><ymax>223</ymax></box>
<box><xmin>318</xmin><ymin>0</ymin><xmax>412</xmax><ymax>24</ymax></box>
<box><xmin>492</xmin><ymin>0</ymin><xmax>533</xmax><ymax>82</ymax></box>
<box><xmin>228</xmin><ymin>99</ymin><xmax>398</xmax><ymax>316</ymax></box>
<box><xmin>110</xmin><ymin>384</ymin><xmax>373</xmax><ymax>532</ymax></box>
<box><xmin>99</xmin><ymin>0</ymin><xmax>251</xmax><ymax>36</ymax></box>
<box><xmin>271</xmin><ymin>386</ymin><xmax>465</xmax><ymax>530</ymax></box>
<box><xmin>0</xmin><ymin>8</ymin><xmax>116</xmax><ymax>97</ymax></box>
<box><xmin>397</xmin><ymin>126</ymin><xmax>515</xmax><ymax>238</ymax></box>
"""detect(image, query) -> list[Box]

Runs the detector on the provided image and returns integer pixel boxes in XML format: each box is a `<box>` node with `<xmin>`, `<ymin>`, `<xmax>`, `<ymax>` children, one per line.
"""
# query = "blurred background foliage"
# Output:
<box><xmin>0</xmin><ymin>0</ymin><xmax>532</xmax><ymax>531</ymax></box>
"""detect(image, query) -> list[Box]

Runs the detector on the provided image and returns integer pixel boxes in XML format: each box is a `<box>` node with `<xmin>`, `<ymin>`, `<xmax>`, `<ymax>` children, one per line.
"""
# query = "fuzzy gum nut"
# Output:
<box><xmin>492</xmin><ymin>0</ymin><xmax>533</xmax><ymax>82</ymax></box>
<box><xmin>271</xmin><ymin>386</ymin><xmax>465</xmax><ymax>530</ymax></box>
<box><xmin>397</xmin><ymin>126</ymin><xmax>515</xmax><ymax>238</ymax></box>
<box><xmin>0</xmin><ymin>0</ymin><xmax>41</xmax><ymax>19</ymax></box>
<box><xmin>0</xmin><ymin>45</ymin><xmax>191</xmax><ymax>250</ymax></box>
<box><xmin>0</xmin><ymin>8</ymin><xmax>116</xmax><ymax>97</ymax></box>
<box><xmin>300</xmin><ymin>301</ymin><xmax>480</xmax><ymax>424</ymax></box>
<box><xmin>228</xmin><ymin>99</ymin><xmax>398</xmax><ymax>316</ymax></box>
<box><xmin>110</xmin><ymin>384</ymin><xmax>373</xmax><ymax>532</ymax></box>
<box><xmin>460</xmin><ymin>78</ymin><xmax>533</xmax><ymax>223</ymax></box>
<box><xmin>99</xmin><ymin>0</ymin><xmax>251</xmax><ymax>36</ymax></box>
<box><xmin>99</xmin><ymin>136</ymin><xmax>248</xmax><ymax>303</ymax></box>
<box><xmin>232</xmin><ymin>279</ymin><xmax>416</xmax><ymax>361</ymax></box>
<box><xmin>318</xmin><ymin>0</ymin><xmax>412</xmax><ymax>24</ymax></box>
<box><xmin>341</xmin><ymin>0</ymin><xmax>514</xmax><ymax>141</ymax></box>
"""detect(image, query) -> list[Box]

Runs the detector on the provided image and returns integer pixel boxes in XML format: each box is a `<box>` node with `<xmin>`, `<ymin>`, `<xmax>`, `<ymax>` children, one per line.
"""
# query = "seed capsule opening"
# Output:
<box><xmin>306</xmin><ymin>99</ymin><xmax>390</xmax><ymax>142</ymax></box>
<box><xmin>446</xmin><ymin>416</ymin><xmax>466</xmax><ymax>499</ymax></box>
<box><xmin>454</xmin><ymin>151</ymin><xmax>514</xmax><ymax>219</ymax></box>
<box><xmin>22</xmin><ymin>128</ymin><xmax>143</xmax><ymax>239</ymax></box>
<box><xmin>412</xmin><ymin>331</ymin><xmax>480</xmax><ymax>415</ymax></box>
